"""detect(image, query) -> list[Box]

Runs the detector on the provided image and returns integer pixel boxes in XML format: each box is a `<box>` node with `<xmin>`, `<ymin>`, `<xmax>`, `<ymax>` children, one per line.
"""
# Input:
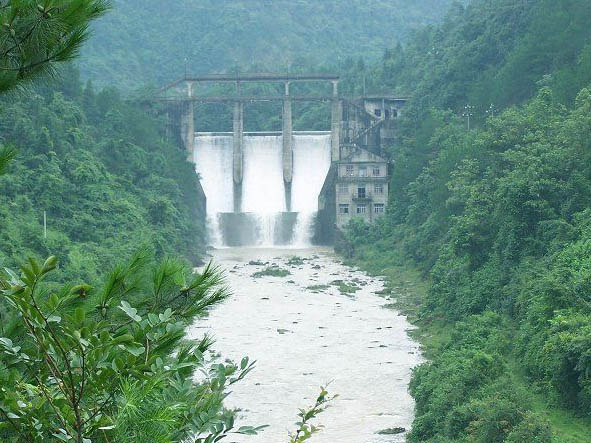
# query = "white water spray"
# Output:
<box><xmin>291</xmin><ymin>133</ymin><xmax>332</xmax><ymax>247</ymax></box>
<box><xmin>242</xmin><ymin>134</ymin><xmax>286</xmax><ymax>214</ymax></box>
<box><xmin>193</xmin><ymin>134</ymin><xmax>233</xmax><ymax>246</ymax></box>
<box><xmin>194</xmin><ymin>132</ymin><xmax>331</xmax><ymax>247</ymax></box>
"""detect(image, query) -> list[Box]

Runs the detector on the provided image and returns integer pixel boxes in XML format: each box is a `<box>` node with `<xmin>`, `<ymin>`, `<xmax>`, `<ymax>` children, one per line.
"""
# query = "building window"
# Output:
<box><xmin>345</xmin><ymin>165</ymin><xmax>354</xmax><ymax>176</ymax></box>
<box><xmin>358</xmin><ymin>167</ymin><xmax>367</xmax><ymax>177</ymax></box>
<box><xmin>339</xmin><ymin>183</ymin><xmax>348</xmax><ymax>194</ymax></box>
<box><xmin>374</xmin><ymin>204</ymin><xmax>385</xmax><ymax>214</ymax></box>
<box><xmin>357</xmin><ymin>205</ymin><xmax>367</xmax><ymax>214</ymax></box>
<box><xmin>385</xmin><ymin>109</ymin><xmax>390</xmax><ymax>119</ymax></box>
<box><xmin>339</xmin><ymin>204</ymin><xmax>349</xmax><ymax>214</ymax></box>
<box><xmin>375</xmin><ymin>109</ymin><xmax>382</xmax><ymax>117</ymax></box>
<box><xmin>374</xmin><ymin>184</ymin><xmax>383</xmax><ymax>194</ymax></box>
<box><xmin>372</xmin><ymin>167</ymin><xmax>381</xmax><ymax>176</ymax></box>
<box><xmin>357</xmin><ymin>186</ymin><xmax>366</xmax><ymax>199</ymax></box>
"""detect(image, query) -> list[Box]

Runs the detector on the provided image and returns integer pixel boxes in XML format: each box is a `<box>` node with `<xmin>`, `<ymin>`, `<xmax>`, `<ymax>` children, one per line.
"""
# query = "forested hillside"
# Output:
<box><xmin>342</xmin><ymin>0</ymin><xmax>591</xmax><ymax>108</ymax></box>
<box><xmin>0</xmin><ymin>67</ymin><xmax>206</xmax><ymax>283</ymax></box>
<box><xmin>0</xmin><ymin>4</ymin><xmax>261</xmax><ymax>441</ymax></box>
<box><xmin>80</xmin><ymin>0</ymin><xmax>465</xmax><ymax>90</ymax></box>
<box><xmin>342</xmin><ymin>0</ymin><xmax>591</xmax><ymax>441</ymax></box>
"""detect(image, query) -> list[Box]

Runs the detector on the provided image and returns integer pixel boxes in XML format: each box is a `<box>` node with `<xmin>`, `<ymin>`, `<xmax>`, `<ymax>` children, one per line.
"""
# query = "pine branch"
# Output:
<box><xmin>0</xmin><ymin>144</ymin><xmax>15</xmax><ymax>175</ymax></box>
<box><xmin>0</xmin><ymin>0</ymin><xmax>111</xmax><ymax>93</ymax></box>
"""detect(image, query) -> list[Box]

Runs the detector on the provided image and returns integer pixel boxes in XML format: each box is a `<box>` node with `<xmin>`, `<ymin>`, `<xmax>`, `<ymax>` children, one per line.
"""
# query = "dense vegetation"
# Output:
<box><xmin>342</xmin><ymin>0</ymin><xmax>591</xmax><ymax>441</ymax></box>
<box><xmin>0</xmin><ymin>49</ymin><xmax>232</xmax><ymax>440</ymax></box>
<box><xmin>0</xmin><ymin>67</ymin><xmax>206</xmax><ymax>283</ymax></box>
<box><xmin>80</xmin><ymin>0</ymin><xmax>466</xmax><ymax>91</ymax></box>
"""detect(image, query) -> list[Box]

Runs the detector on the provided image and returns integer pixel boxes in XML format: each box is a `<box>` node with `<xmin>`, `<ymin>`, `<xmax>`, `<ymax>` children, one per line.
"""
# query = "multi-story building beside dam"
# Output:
<box><xmin>316</xmin><ymin>96</ymin><xmax>406</xmax><ymax>243</ymax></box>
<box><xmin>319</xmin><ymin>146</ymin><xmax>389</xmax><ymax>230</ymax></box>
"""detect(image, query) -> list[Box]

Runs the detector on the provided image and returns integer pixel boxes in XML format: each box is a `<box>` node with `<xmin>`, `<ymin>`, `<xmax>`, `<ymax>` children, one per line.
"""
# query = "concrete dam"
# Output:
<box><xmin>194</xmin><ymin>132</ymin><xmax>331</xmax><ymax>247</ymax></box>
<box><xmin>149</xmin><ymin>72</ymin><xmax>406</xmax><ymax>247</ymax></box>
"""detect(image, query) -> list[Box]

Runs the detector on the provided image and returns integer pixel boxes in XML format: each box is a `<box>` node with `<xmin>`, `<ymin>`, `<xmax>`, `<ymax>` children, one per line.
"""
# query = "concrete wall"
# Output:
<box><xmin>283</xmin><ymin>98</ymin><xmax>293</xmax><ymax>183</ymax></box>
<box><xmin>180</xmin><ymin>101</ymin><xmax>195</xmax><ymax>161</ymax></box>
<box><xmin>315</xmin><ymin>165</ymin><xmax>337</xmax><ymax>244</ymax></box>
<box><xmin>233</xmin><ymin>102</ymin><xmax>244</xmax><ymax>184</ymax></box>
<box><xmin>331</xmin><ymin>99</ymin><xmax>342</xmax><ymax>161</ymax></box>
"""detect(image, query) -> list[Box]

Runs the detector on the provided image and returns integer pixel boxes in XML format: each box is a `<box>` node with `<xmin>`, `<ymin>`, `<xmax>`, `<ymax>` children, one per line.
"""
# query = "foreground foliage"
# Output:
<box><xmin>0</xmin><ymin>0</ymin><xmax>109</xmax><ymax>93</ymax></box>
<box><xmin>288</xmin><ymin>386</ymin><xmax>336</xmax><ymax>443</ymax></box>
<box><xmin>0</xmin><ymin>251</ymin><xmax>266</xmax><ymax>442</ymax></box>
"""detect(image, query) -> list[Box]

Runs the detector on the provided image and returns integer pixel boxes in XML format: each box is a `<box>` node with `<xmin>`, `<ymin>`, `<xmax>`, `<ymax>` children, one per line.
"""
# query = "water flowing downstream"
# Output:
<box><xmin>190</xmin><ymin>248</ymin><xmax>422</xmax><ymax>443</ymax></box>
<box><xmin>194</xmin><ymin>133</ymin><xmax>331</xmax><ymax>247</ymax></box>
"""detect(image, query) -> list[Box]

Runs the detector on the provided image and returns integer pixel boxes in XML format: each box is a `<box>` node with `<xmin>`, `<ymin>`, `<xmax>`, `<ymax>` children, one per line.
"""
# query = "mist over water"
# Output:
<box><xmin>194</xmin><ymin>132</ymin><xmax>331</xmax><ymax>247</ymax></box>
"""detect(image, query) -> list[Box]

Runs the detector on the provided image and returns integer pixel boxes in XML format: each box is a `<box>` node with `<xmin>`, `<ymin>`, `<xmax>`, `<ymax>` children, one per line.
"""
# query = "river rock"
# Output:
<box><xmin>377</xmin><ymin>427</ymin><xmax>406</xmax><ymax>435</ymax></box>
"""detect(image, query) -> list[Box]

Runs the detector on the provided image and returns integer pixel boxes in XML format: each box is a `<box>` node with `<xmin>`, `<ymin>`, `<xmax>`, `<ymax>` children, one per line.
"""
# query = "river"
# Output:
<box><xmin>189</xmin><ymin>247</ymin><xmax>422</xmax><ymax>443</ymax></box>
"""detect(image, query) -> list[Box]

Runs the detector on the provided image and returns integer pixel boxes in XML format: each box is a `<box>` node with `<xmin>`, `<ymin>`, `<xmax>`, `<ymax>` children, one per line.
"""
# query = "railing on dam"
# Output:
<box><xmin>153</xmin><ymin>95</ymin><xmax>338</xmax><ymax>103</ymax></box>
<box><xmin>195</xmin><ymin>131</ymin><xmax>332</xmax><ymax>137</ymax></box>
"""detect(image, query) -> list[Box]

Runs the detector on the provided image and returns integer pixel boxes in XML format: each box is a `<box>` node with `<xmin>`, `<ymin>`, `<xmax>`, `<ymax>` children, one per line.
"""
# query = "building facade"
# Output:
<box><xmin>341</xmin><ymin>96</ymin><xmax>406</xmax><ymax>152</ymax></box>
<box><xmin>335</xmin><ymin>146</ymin><xmax>389</xmax><ymax>228</ymax></box>
<box><xmin>316</xmin><ymin>96</ymin><xmax>405</xmax><ymax>243</ymax></box>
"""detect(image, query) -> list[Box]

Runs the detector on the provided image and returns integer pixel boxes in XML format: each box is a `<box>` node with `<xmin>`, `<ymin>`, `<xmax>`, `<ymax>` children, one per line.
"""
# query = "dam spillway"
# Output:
<box><xmin>194</xmin><ymin>132</ymin><xmax>331</xmax><ymax>247</ymax></box>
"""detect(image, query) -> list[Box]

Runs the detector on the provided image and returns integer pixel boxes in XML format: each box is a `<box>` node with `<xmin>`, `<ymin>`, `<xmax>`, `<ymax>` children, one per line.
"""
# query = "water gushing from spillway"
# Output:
<box><xmin>194</xmin><ymin>132</ymin><xmax>331</xmax><ymax>247</ymax></box>
<box><xmin>242</xmin><ymin>134</ymin><xmax>286</xmax><ymax>247</ymax></box>
<box><xmin>242</xmin><ymin>134</ymin><xmax>286</xmax><ymax>214</ymax></box>
<box><xmin>291</xmin><ymin>134</ymin><xmax>332</xmax><ymax>247</ymax></box>
<box><xmin>193</xmin><ymin>135</ymin><xmax>234</xmax><ymax>246</ymax></box>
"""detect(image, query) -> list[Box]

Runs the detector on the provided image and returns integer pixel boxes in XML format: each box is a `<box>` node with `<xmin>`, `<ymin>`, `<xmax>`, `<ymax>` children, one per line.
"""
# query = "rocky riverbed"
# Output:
<box><xmin>189</xmin><ymin>247</ymin><xmax>422</xmax><ymax>443</ymax></box>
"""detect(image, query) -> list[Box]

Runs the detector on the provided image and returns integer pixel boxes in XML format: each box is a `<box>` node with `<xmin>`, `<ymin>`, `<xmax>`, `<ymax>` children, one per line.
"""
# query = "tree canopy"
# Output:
<box><xmin>78</xmin><ymin>0</ymin><xmax>467</xmax><ymax>91</ymax></box>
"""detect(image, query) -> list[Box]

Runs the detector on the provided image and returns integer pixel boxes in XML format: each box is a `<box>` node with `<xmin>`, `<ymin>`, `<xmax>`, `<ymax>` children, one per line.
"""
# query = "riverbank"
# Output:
<box><xmin>190</xmin><ymin>247</ymin><xmax>422</xmax><ymax>442</ymax></box>
<box><xmin>345</xmin><ymin>248</ymin><xmax>591</xmax><ymax>443</ymax></box>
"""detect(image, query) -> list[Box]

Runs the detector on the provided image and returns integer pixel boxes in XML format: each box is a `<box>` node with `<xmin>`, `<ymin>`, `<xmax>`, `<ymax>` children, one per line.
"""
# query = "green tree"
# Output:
<box><xmin>0</xmin><ymin>252</ymin><xmax>265</xmax><ymax>442</ymax></box>
<box><xmin>0</xmin><ymin>0</ymin><xmax>109</xmax><ymax>93</ymax></box>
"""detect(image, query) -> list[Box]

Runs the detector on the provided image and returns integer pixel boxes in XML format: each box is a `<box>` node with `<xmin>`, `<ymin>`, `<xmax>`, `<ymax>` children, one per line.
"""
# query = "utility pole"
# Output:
<box><xmin>184</xmin><ymin>57</ymin><xmax>188</xmax><ymax>79</ymax></box>
<box><xmin>486</xmin><ymin>103</ymin><xmax>496</xmax><ymax>119</ymax></box>
<box><xmin>463</xmin><ymin>104</ymin><xmax>474</xmax><ymax>130</ymax></box>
